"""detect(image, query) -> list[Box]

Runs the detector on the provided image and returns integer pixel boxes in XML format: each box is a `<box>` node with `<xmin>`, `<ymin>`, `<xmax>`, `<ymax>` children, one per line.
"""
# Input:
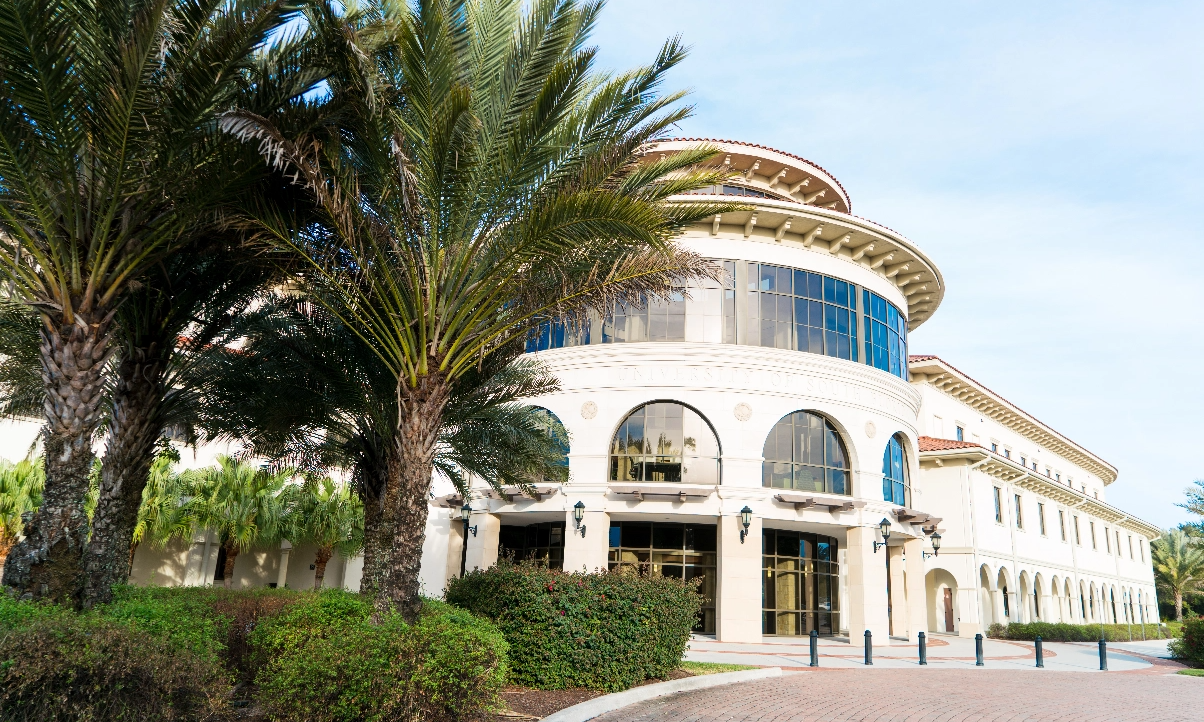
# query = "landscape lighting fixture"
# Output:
<box><xmin>874</xmin><ymin>517</ymin><xmax>891</xmax><ymax>553</ymax></box>
<box><xmin>573</xmin><ymin>501</ymin><xmax>587</xmax><ymax>537</ymax></box>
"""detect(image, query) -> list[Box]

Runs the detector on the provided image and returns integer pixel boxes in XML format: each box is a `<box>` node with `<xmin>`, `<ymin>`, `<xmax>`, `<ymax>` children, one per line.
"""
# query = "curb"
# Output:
<box><xmin>540</xmin><ymin>667</ymin><xmax>783</xmax><ymax>722</ymax></box>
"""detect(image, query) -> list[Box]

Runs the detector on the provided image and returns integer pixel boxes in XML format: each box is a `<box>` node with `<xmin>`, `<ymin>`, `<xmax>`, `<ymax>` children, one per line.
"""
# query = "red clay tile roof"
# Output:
<box><xmin>917</xmin><ymin>436</ymin><xmax>983</xmax><ymax>452</ymax></box>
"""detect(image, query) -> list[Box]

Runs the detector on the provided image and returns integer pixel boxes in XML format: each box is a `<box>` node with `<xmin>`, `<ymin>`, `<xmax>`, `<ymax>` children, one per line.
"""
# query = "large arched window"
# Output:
<box><xmin>762</xmin><ymin>411</ymin><xmax>850</xmax><ymax>495</ymax></box>
<box><xmin>881</xmin><ymin>433</ymin><xmax>909</xmax><ymax>506</ymax></box>
<box><xmin>609</xmin><ymin>403</ymin><xmax>720</xmax><ymax>484</ymax></box>
<box><xmin>530</xmin><ymin>407</ymin><xmax>570</xmax><ymax>470</ymax></box>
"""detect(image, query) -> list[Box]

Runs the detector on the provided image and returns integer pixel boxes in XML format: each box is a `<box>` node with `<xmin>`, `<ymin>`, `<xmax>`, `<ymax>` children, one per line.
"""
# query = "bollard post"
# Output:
<box><xmin>918</xmin><ymin>631</ymin><xmax>927</xmax><ymax>665</ymax></box>
<box><xmin>975</xmin><ymin>633</ymin><xmax>985</xmax><ymax>666</ymax></box>
<box><xmin>1098</xmin><ymin>637</ymin><xmax>1108</xmax><ymax>671</ymax></box>
<box><xmin>864</xmin><ymin>629</ymin><xmax>873</xmax><ymax>665</ymax></box>
<box><xmin>1034</xmin><ymin>636</ymin><xmax>1044</xmax><ymax>668</ymax></box>
<box><xmin>809</xmin><ymin>629</ymin><xmax>819</xmax><ymax>667</ymax></box>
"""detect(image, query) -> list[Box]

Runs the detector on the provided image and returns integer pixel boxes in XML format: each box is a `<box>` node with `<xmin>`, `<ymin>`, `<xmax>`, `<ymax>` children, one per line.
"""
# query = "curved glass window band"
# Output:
<box><xmin>882</xmin><ymin>433</ymin><xmax>908</xmax><ymax>506</ymax></box>
<box><xmin>610</xmin><ymin>402</ymin><xmax>720</xmax><ymax>484</ymax></box>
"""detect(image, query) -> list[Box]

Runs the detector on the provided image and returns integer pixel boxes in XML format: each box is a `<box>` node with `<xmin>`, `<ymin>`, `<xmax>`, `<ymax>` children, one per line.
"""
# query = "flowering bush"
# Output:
<box><xmin>446</xmin><ymin>563</ymin><xmax>701</xmax><ymax>691</ymax></box>
<box><xmin>1169</xmin><ymin>616</ymin><xmax>1204</xmax><ymax>668</ymax></box>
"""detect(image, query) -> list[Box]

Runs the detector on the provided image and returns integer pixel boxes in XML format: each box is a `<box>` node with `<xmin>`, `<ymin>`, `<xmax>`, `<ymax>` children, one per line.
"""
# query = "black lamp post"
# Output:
<box><xmin>459</xmin><ymin>503</ymin><xmax>477</xmax><ymax>577</ymax></box>
<box><xmin>573</xmin><ymin>501</ymin><xmax>587</xmax><ymax>537</ymax></box>
<box><xmin>873</xmin><ymin>517</ymin><xmax>891</xmax><ymax>553</ymax></box>
<box><xmin>739</xmin><ymin>506</ymin><xmax>753</xmax><ymax>543</ymax></box>
<box><xmin>923</xmin><ymin>532</ymin><xmax>942</xmax><ymax>559</ymax></box>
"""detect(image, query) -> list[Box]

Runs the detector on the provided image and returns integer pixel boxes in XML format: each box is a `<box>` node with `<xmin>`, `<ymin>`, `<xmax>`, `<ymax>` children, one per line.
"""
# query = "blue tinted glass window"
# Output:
<box><xmin>747</xmin><ymin>262</ymin><xmax>860</xmax><ymax>362</ymax></box>
<box><xmin>861</xmin><ymin>290</ymin><xmax>908</xmax><ymax>380</ymax></box>
<box><xmin>762</xmin><ymin>411</ymin><xmax>851</xmax><ymax>496</ymax></box>
<box><xmin>881</xmin><ymin>433</ymin><xmax>908</xmax><ymax>506</ymax></box>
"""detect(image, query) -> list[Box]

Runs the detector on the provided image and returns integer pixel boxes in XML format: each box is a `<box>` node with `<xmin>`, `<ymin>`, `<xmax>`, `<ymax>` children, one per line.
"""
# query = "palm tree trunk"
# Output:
<box><xmin>377</xmin><ymin>375</ymin><xmax>450</xmax><ymax>622</ymax></box>
<box><xmin>222</xmin><ymin>541</ymin><xmax>240</xmax><ymax>590</ymax></box>
<box><xmin>1175</xmin><ymin>591</ymin><xmax>1183</xmax><ymax>621</ymax></box>
<box><xmin>2</xmin><ymin>317</ymin><xmax>111</xmax><ymax>605</ymax></box>
<box><xmin>313</xmin><ymin>546</ymin><xmax>333</xmax><ymax>590</ymax></box>
<box><xmin>82</xmin><ymin>347</ymin><xmax>165</xmax><ymax>607</ymax></box>
<box><xmin>358</xmin><ymin>443</ymin><xmax>400</xmax><ymax>601</ymax></box>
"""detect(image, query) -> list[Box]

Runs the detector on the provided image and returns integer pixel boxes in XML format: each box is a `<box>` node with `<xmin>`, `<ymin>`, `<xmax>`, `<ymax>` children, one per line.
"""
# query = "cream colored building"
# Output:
<box><xmin>0</xmin><ymin>138</ymin><xmax>1162</xmax><ymax>640</ymax></box>
<box><xmin>418</xmin><ymin>139</ymin><xmax>1163</xmax><ymax>642</ymax></box>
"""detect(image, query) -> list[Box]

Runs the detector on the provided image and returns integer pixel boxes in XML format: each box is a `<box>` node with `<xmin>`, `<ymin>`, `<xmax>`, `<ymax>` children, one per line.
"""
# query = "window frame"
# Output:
<box><xmin>608</xmin><ymin>401</ymin><xmax>722</xmax><ymax>484</ymax></box>
<box><xmin>1014</xmin><ymin>493</ymin><xmax>1023</xmax><ymax>530</ymax></box>
<box><xmin>1037</xmin><ymin>502</ymin><xmax>1046</xmax><ymax>536</ymax></box>
<box><xmin>761</xmin><ymin>410</ymin><xmax>852</xmax><ymax>496</ymax></box>
<box><xmin>993</xmin><ymin>487</ymin><xmax>1003</xmax><ymax>524</ymax></box>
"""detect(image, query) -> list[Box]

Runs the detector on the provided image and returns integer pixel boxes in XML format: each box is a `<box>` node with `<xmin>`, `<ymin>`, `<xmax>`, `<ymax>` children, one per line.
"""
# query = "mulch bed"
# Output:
<box><xmin>488</xmin><ymin>669</ymin><xmax>694</xmax><ymax>721</ymax></box>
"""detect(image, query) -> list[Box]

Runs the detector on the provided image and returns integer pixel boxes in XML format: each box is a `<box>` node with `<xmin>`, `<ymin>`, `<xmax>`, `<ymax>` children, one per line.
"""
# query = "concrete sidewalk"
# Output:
<box><xmin>684</xmin><ymin>633</ymin><xmax>1158</xmax><ymax>671</ymax></box>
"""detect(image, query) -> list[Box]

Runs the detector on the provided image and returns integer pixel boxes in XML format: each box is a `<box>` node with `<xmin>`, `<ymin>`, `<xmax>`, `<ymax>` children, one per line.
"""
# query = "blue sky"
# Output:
<box><xmin>591</xmin><ymin>0</ymin><xmax>1204</xmax><ymax>528</ymax></box>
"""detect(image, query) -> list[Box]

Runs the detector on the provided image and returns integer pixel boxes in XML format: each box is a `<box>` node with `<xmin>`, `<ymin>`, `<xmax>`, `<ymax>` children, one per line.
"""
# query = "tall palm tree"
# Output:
<box><xmin>1152</xmin><ymin>529</ymin><xmax>1204</xmax><ymax>621</ymax></box>
<box><xmin>197</xmin><ymin>295</ymin><xmax>571</xmax><ymax>598</ymax></box>
<box><xmin>282</xmin><ymin>476</ymin><xmax>364</xmax><ymax>590</ymax></box>
<box><xmin>0</xmin><ymin>0</ymin><xmax>311</xmax><ymax>604</ymax></box>
<box><xmin>225</xmin><ymin>0</ymin><xmax>737</xmax><ymax>618</ymax></box>
<box><xmin>0</xmin><ymin>458</ymin><xmax>43</xmax><ymax>566</ymax></box>
<box><xmin>183</xmin><ymin>455</ymin><xmax>290</xmax><ymax>590</ymax></box>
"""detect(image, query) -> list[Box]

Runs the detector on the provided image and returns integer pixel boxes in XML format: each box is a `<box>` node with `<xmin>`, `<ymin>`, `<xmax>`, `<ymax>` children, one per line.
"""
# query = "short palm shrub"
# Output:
<box><xmin>253</xmin><ymin>595</ymin><xmax>507</xmax><ymax>722</ymax></box>
<box><xmin>446</xmin><ymin>564</ymin><xmax>702</xmax><ymax>691</ymax></box>
<box><xmin>1169</xmin><ymin>616</ymin><xmax>1204</xmax><ymax>667</ymax></box>
<box><xmin>0</xmin><ymin>613</ymin><xmax>230</xmax><ymax>722</ymax></box>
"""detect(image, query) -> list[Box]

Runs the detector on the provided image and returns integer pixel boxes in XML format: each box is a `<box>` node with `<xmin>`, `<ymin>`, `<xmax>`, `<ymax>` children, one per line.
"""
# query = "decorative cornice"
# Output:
<box><xmin>917</xmin><ymin>445</ymin><xmax>1159</xmax><ymax>539</ymax></box>
<box><xmin>909</xmin><ymin>356</ymin><xmax>1117</xmax><ymax>485</ymax></box>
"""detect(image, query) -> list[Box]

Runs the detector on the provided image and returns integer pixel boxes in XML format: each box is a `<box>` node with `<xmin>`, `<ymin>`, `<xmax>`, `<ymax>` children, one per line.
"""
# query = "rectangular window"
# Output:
<box><xmin>956</xmin><ymin>426</ymin><xmax>964</xmax><ymax>442</ymax></box>
<box><xmin>1032</xmin><ymin>462</ymin><xmax>1038</xmax><ymax>471</ymax></box>
<box><xmin>991</xmin><ymin>442</ymin><xmax>998</xmax><ymax>453</ymax></box>
<box><xmin>1090</xmin><ymin>521</ymin><xmax>1097</xmax><ymax>549</ymax></box>
<box><xmin>1014</xmin><ymin>494</ymin><xmax>1023</xmax><ymax>529</ymax></box>
<box><xmin>1059</xmin><ymin>510</ymin><xmax>1066</xmax><ymax>541</ymax></box>
<box><xmin>1055</xmin><ymin>473</ymin><xmax>1061</xmax><ymax>482</ymax></box>
<box><xmin>1116</xmin><ymin>531</ymin><xmax>1122</xmax><ymax>557</ymax></box>
<box><xmin>1045</xmin><ymin>468</ymin><xmax>1051</xmax><ymax>477</ymax></box>
<box><xmin>747</xmin><ymin>263</ymin><xmax>859</xmax><ymax>362</ymax></box>
<box><xmin>1128</xmin><ymin>535</ymin><xmax>1134</xmax><ymax>559</ymax></box>
<box><xmin>1038</xmin><ymin>503</ymin><xmax>1046</xmax><ymax>536</ymax></box>
<box><xmin>1105</xmin><ymin>528</ymin><xmax>1111</xmax><ymax>553</ymax></box>
<box><xmin>1003</xmin><ymin>448</ymin><xmax>1011</xmax><ymax>459</ymax></box>
<box><xmin>993</xmin><ymin>487</ymin><xmax>1003</xmax><ymax>524</ymax></box>
<box><xmin>1020</xmin><ymin>456</ymin><xmax>1027</xmax><ymax>466</ymax></box>
<box><xmin>1073</xmin><ymin>516</ymin><xmax>1081</xmax><ymax>545</ymax></box>
<box><xmin>1140</xmin><ymin>539</ymin><xmax>1145</xmax><ymax>562</ymax></box>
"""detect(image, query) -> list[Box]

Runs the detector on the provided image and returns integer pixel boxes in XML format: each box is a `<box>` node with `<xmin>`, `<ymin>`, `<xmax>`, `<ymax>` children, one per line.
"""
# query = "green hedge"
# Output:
<box><xmin>988</xmin><ymin>621</ymin><xmax>1172</xmax><ymax>642</ymax></box>
<box><xmin>0</xmin><ymin>587</ymin><xmax>508</xmax><ymax>721</ymax></box>
<box><xmin>446</xmin><ymin>564</ymin><xmax>701</xmax><ymax>691</ymax></box>
<box><xmin>0</xmin><ymin>613</ymin><xmax>230</xmax><ymax>722</ymax></box>
<box><xmin>253</xmin><ymin>596</ymin><xmax>508</xmax><ymax>722</ymax></box>
<box><xmin>1169</xmin><ymin>617</ymin><xmax>1204</xmax><ymax>668</ymax></box>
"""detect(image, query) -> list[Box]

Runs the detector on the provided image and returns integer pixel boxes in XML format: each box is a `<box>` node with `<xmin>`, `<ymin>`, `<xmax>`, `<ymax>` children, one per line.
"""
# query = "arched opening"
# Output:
<box><xmin>926</xmin><ymin>568</ymin><xmax>959</xmax><ymax>634</ymax></box>
<box><xmin>762</xmin><ymin>410</ymin><xmax>850</xmax><ymax>495</ymax></box>
<box><xmin>881</xmin><ymin>433</ymin><xmax>910</xmax><ymax>506</ymax></box>
<box><xmin>609</xmin><ymin>402</ymin><xmax>720</xmax><ymax>484</ymax></box>
<box><xmin>979</xmin><ymin>565</ymin><xmax>995</xmax><ymax>627</ymax></box>
<box><xmin>1018</xmin><ymin>572</ymin><xmax>1031</xmax><ymax>623</ymax></box>
<box><xmin>996</xmin><ymin>568</ymin><xmax>1013</xmax><ymax>622</ymax></box>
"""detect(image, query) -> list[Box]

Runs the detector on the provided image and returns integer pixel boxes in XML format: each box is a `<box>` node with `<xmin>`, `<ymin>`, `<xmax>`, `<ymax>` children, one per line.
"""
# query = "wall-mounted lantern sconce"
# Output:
<box><xmin>739</xmin><ymin>506</ymin><xmax>753</xmax><ymax>543</ymax></box>
<box><xmin>573</xmin><ymin>501</ymin><xmax>587</xmax><ymax>537</ymax></box>
<box><xmin>923</xmin><ymin>532</ymin><xmax>942</xmax><ymax>559</ymax></box>
<box><xmin>873</xmin><ymin>517</ymin><xmax>891</xmax><ymax>553</ymax></box>
<box><xmin>460</xmin><ymin>503</ymin><xmax>478</xmax><ymax>537</ymax></box>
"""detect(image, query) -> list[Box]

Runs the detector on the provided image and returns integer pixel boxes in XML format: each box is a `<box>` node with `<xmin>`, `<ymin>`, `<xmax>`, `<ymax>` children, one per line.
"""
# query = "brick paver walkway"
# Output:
<box><xmin>595</xmin><ymin>665</ymin><xmax>1201</xmax><ymax>722</ymax></box>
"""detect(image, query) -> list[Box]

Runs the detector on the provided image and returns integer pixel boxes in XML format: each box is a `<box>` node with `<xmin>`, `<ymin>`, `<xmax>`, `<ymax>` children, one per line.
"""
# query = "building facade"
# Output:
<box><xmin>417</xmin><ymin>139</ymin><xmax>1162</xmax><ymax>642</ymax></box>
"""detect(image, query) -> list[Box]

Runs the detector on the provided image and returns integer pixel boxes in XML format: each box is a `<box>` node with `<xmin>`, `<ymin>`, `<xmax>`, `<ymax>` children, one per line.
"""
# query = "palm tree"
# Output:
<box><xmin>0</xmin><ymin>458</ymin><xmax>43</xmax><ymax>566</ymax></box>
<box><xmin>127</xmin><ymin>444</ymin><xmax>191</xmax><ymax>573</ymax></box>
<box><xmin>225</xmin><ymin>0</ymin><xmax>737</xmax><ymax>619</ymax></box>
<box><xmin>1181</xmin><ymin>480</ymin><xmax>1204</xmax><ymax>518</ymax></box>
<box><xmin>197</xmin><ymin>295</ymin><xmax>571</xmax><ymax>598</ymax></box>
<box><xmin>282</xmin><ymin>477</ymin><xmax>364</xmax><ymax>590</ymax></box>
<box><xmin>1152</xmin><ymin>529</ymin><xmax>1204</xmax><ymax>621</ymax></box>
<box><xmin>0</xmin><ymin>0</ymin><xmax>311</xmax><ymax>603</ymax></box>
<box><xmin>0</xmin><ymin>299</ymin><xmax>42</xmax><ymax>420</ymax></box>
<box><xmin>183</xmin><ymin>456</ymin><xmax>291</xmax><ymax>590</ymax></box>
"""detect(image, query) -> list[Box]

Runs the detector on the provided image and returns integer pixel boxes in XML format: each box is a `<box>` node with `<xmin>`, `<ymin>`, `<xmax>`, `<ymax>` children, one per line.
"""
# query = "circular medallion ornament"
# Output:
<box><xmin>733</xmin><ymin>403</ymin><xmax>752</xmax><ymax>422</ymax></box>
<box><xmin>864</xmin><ymin>421</ymin><xmax>877</xmax><ymax>438</ymax></box>
<box><xmin>580</xmin><ymin>401</ymin><xmax>598</xmax><ymax>419</ymax></box>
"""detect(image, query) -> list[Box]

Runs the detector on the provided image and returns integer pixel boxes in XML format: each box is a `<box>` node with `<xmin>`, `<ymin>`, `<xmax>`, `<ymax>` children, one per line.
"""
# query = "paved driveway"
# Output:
<box><xmin>595</xmin><ymin>665</ymin><xmax>1200</xmax><ymax>722</ymax></box>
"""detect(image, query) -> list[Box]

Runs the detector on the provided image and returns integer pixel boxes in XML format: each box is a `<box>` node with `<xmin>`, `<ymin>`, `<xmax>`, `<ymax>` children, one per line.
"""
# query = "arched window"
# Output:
<box><xmin>609</xmin><ymin>402</ymin><xmax>720</xmax><ymax>484</ymax></box>
<box><xmin>762</xmin><ymin>411</ymin><xmax>850</xmax><ymax>495</ymax></box>
<box><xmin>881</xmin><ymin>433</ymin><xmax>909</xmax><ymax>506</ymax></box>
<box><xmin>530</xmin><ymin>407</ymin><xmax>570</xmax><ymax>470</ymax></box>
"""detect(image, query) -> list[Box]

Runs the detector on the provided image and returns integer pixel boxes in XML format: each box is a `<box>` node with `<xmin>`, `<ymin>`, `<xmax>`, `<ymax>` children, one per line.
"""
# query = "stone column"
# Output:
<box><xmin>845</xmin><ymin>526</ymin><xmax>890</xmax><ymax>642</ymax></box>
<box><xmin>903</xmin><ymin>538</ymin><xmax>927</xmax><ymax>640</ymax></box>
<box><xmin>991</xmin><ymin>588</ymin><xmax>1005</xmax><ymax>626</ymax></box>
<box><xmin>887</xmin><ymin>545</ymin><xmax>906</xmax><ymax>637</ymax></box>
<box><xmin>562</xmin><ymin>509</ymin><xmax>610</xmax><ymax>573</ymax></box>
<box><xmin>276</xmin><ymin>540</ymin><xmax>292</xmax><ymax>588</ymax></box>
<box><xmin>445</xmin><ymin>516</ymin><xmax>466</xmax><ymax>581</ymax></box>
<box><xmin>464</xmin><ymin>512</ymin><xmax>501</xmax><ymax>573</ymax></box>
<box><xmin>716</xmin><ymin>513</ymin><xmax>761</xmax><ymax>643</ymax></box>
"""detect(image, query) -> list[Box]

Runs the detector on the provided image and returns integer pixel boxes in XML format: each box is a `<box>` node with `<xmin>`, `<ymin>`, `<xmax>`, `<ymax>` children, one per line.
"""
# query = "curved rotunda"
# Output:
<box><xmin>426</xmin><ymin>139</ymin><xmax>1162</xmax><ymax>643</ymax></box>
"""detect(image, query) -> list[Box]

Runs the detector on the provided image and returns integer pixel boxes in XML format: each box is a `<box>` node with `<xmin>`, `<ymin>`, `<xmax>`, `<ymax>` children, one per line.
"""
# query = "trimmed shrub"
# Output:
<box><xmin>1169</xmin><ymin>616</ymin><xmax>1204</xmax><ymax>668</ymax></box>
<box><xmin>0</xmin><ymin>614</ymin><xmax>230</xmax><ymax>722</ymax></box>
<box><xmin>989</xmin><ymin>621</ymin><xmax>1171</xmax><ymax>642</ymax></box>
<box><xmin>254</xmin><ymin>599</ymin><xmax>507</xmax><ymax>722</ymax></box>
<box><xmin>446</xmin><ymin>564</ymin><xmax>702</xmax><ymax>691</ymax></box>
